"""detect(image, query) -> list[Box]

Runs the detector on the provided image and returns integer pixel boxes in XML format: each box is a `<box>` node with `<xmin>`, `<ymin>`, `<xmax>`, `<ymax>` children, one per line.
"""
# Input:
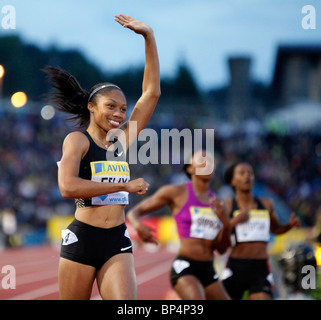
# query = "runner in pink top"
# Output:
<box><xmin>174</xmin><ymin>181</ymin><xmax>222</xmax><ymax>240</ymax></box>
<box><xmin>127</xmin><ymin>150</ymin><xmax>231</xmax><ymax>300</ymax></box>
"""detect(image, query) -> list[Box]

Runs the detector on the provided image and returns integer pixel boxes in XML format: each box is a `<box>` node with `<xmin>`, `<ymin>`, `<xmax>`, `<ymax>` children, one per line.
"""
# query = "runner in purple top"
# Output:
<box><xmin>127</xmin><ymin>150</ymin><xmax>231</xmax><ymax>300</ymax></box>
<box><xmin>174</xmin><ymin>181</ymin><xmax>222</xmax><ymax>240</ymax></box>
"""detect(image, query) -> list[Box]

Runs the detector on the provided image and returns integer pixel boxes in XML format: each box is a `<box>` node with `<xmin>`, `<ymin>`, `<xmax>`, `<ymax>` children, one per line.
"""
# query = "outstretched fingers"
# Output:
<box><xmin>114</xmin><ymin>14</ymin><xmax>132</xmax><ymax>28</ymax></box>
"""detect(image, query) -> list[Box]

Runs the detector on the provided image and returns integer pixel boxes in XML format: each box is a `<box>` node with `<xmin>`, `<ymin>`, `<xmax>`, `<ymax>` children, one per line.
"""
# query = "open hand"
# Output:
<box><xmin>135</xmin><ymin>223</ymin><xmax>159</xmax><ymax>245</ymax></box>
<box><xmin>210</xmin><ymin>198</ymin><xmax>229</xmax><ymax>226</ymax></box>
<box><xmin>289</xmin><ymin>212</ymin><xmax>301</xmax><ymax>228</ymax></box>
<box><xmin>115</xmin><ymin>14</ymin><xmax>153</xmax><ymax>37</ymax></box>
<box><xmin>235</xmin><ymin>209</ymin><xmax>250</xmax><ymax>225</ymax></box>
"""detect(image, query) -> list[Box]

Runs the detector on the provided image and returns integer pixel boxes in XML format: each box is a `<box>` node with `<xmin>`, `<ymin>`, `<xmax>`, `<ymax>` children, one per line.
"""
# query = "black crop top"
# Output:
<box><xmin>75</xmin><ymin>131</ymin><xmax>130</xmax><ymax>208</ymax></box>
<box><xmin>230</xmin><ymin>197</ymin><xmax>270</xmax><ymax>244</ymax></box>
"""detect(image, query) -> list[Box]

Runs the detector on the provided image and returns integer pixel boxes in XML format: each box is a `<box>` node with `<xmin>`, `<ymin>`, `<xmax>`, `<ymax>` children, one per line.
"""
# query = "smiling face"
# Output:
<box><xmin>88</xmin><ymin>88</ymin><xmax>127</xmax><ymax>133</ymax></box>
<box><xmin>185</xmin><ymin>150</ymin><xmax>215</xmax><ymax>181</ymax></box>
<box><xmin>231</xmin><ymin>162</ymin><xmax>255</xmax><ymax>192</ymax></box>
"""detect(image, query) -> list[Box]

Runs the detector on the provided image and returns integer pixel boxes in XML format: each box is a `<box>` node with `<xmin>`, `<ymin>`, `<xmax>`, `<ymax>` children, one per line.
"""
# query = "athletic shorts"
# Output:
<box><xmin>170</xmin><ymin>255</ymin><xmax>219</xmax><ymax>288</ymax></box>
<box><xmin>60</xmin><ymin>219</ymin><xmax>133</xmax><ymax>270</ymax></box>
<box><xmin>221</xmin><ymin>257</ymin><xmax>274</xmax><ymax>299</ymax></box>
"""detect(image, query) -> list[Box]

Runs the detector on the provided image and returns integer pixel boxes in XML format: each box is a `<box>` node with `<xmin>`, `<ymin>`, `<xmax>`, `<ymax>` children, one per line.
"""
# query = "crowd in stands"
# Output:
<box><xmin>0</xmin><ymin>104</ymin><xmax>320</xmax><ymax>239</ymax></box>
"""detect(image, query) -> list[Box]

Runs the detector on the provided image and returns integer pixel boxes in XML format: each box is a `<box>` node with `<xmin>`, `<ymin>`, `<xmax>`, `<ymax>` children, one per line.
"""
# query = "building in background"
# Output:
<box><xmin>271</xmin><ymin>45</ymin><xmax>321</xmax><ymax>107</ymax></box>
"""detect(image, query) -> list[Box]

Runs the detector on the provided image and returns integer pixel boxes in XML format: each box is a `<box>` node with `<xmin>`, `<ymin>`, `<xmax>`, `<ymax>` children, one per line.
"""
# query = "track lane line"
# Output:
<box><xmin>8</xmin><ymin>283</ymin><xmax>59</xmax><ymax>300</ymax></box>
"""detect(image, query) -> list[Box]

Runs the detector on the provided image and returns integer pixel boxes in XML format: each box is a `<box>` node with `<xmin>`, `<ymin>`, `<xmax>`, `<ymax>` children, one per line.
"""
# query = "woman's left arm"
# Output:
<box><xmin>266</xmin><ymin>198</ymin><xmax>302</xmax><ymax>234</ymax></box>
<box><xmin>115</xmin><ymin>14</ymin><xmax>161</xmax><ymax>146</ymax></box>
<box><xmin>211</xmin><ymin>199</ymin><xmax>232</xmax><ymax>254</ymax></box>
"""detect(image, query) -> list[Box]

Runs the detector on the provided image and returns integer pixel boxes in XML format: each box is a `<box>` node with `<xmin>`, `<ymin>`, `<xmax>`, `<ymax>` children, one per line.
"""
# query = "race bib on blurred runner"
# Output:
<box><xmin>234</xmin><ymin>209</ymin><xmax>270</xmax><ymax>242</ymax></box>
<box><xmin>189</xmin><ymin>206</ymin><xmax>222</xmax><ymax>240</ymax></box>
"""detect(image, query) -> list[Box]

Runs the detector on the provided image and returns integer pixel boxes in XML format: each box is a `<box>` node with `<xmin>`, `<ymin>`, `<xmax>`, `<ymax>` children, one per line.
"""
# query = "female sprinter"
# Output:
<box><xmin>127</xmin><ymin>151</ymin><xmax>231</xmax><ymax>300</ymax></box>
<box><xmin>221</xmin><ymin>162</ymin><xmax>301</xmax><ymax>300</ymax></box>
<box><xmin>44</xmin><ymin>14</ymin><xmax>160</xmax><ymax>300</ymax></box>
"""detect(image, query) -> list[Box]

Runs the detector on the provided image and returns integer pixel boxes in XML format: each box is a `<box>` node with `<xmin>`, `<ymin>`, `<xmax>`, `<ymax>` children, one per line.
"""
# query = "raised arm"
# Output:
<box><xmin>114</xmin><ymin>14</ymin><xmax>161</xmax><ymax>145</ymax></box>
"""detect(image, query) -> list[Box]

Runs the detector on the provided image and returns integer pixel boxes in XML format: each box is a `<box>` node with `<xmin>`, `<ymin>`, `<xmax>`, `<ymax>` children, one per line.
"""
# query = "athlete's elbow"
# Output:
<box><xmin>216</xmin><ymin>246</ymin><xmax>228</xmax><ymax>255</ymax></box>
<box><xmin>58</xmin><ymin>179</ymin><xmax>78</xmax><ymax>199</ymax></box>
<box><xmin>216</xmin><ymin>240</ymin><xmax>231</xmax><ymax>254</ymax></box>
<box><xmin>59</xmin><ymin>186</ymin><xmax>74</xmax><ymax>199</ymax></box>
<box><xmin>144</xmin><ymin>88</ymin><xmax>161</xmax><ymax>101</ymax></box>
<box><xmin>154</xmin><ymin>87</ymin><xmax>161</xmax><ymax>99</ymax></box>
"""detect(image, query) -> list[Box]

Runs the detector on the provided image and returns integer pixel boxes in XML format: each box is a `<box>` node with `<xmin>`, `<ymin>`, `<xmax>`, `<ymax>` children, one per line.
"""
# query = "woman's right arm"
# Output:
<box><xmin>225</xmin><ymin>198</ymin><xmax>250</xmax><ymax>229</ymax></box>
<box><xmin>127</xmin><ymin>185</ymin><xmax>178</xmax><ymax>244</ymax></box>
<box><xmin>114</xmin><ymin>14</ymin><xmax>160</xmax><ymax>148</ymax></box>
<box><xmin>58</xmin><ymin>132</ymin><xmax>149</xmax><ymax>199</ymax></box>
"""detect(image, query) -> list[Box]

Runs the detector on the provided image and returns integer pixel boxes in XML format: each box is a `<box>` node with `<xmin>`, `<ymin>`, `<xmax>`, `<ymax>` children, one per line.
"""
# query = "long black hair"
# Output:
<box><xmin>43</xmin><ymin>66</ymin><xmax>123</xmax><ymax>128</ymax></box>
<box><xmin>43</xmin><ymin>66</ymin><xmax>90</xmax><ymax>128</ymax></box>
<box><xmin>224</xmin><ymin>161</ymin><xmax>242</xmax><ymax>186</ymax></box>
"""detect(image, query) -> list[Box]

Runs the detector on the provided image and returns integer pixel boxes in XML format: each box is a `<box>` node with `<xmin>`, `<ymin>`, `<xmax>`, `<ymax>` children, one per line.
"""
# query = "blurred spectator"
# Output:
<box><xmin>0</xmin><ymin>208</ymin><xmax>17</xmax><ymax>247</ymax></box>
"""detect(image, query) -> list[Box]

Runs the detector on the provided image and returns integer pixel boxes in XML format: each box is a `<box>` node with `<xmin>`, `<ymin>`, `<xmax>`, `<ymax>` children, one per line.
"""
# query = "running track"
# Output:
<box><xmin>0</xmin><ymin>244</ymin><xmax>180</xmax><ymax>300</ymax></box>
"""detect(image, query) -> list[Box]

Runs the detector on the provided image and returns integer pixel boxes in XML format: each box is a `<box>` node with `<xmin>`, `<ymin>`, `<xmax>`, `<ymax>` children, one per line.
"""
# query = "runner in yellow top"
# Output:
<box><xmin>221</xmin><ymin>161</ymin><xmax>301</xmax><ymax>300</ymax></box>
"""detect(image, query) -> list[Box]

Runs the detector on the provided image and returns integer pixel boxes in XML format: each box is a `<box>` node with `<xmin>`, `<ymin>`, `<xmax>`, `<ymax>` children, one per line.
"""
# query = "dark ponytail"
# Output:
<box><xmin>43</xmin><ymin>66</ymin><xmax>90</xmax><ymax>128</ymax></box>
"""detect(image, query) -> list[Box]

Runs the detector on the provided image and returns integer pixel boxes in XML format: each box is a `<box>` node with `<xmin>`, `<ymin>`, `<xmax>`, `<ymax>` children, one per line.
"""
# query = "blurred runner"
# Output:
<box><xmin>221</xmin><ymin>161</ymin><xmax>301</xmax><ymax>300</ymax></box>
<box><xmin>127</xmin><ymin>150</ymin><xmax>231</xmax><ymax>300</ymax></box>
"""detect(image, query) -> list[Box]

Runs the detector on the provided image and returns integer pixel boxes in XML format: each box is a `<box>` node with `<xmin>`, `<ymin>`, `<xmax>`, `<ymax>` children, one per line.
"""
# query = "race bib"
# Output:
<box><xmin>234</xmin><ymin>209</ymin><xmax>270</xmax><ymax>242</ymax></box>
<box><xmin>90</xmin><ymin>161</ymin><xmax>130</xmax><ymax>205</ymax></box>
<box><xmin>189</xmin><ymin>206</ymin><xmax>223</xmax><ymax>240</ymax></box>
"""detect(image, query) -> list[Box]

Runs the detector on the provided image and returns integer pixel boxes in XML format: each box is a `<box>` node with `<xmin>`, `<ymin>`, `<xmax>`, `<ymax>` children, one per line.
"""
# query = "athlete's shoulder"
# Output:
<box><xmin>170</xmin><ymin>183</ymin><xmax>187</xmax><ymax>193</ymax></box>
<box><xmin>64</xmin><ymin>130</ymin><xmax>87</xmax><ymax>140</ymax></box>
<box><xmin>155</xmin><ymin>183</ymin><xmax>185</xmax><ymax>198</ymax></box>
<box><xmin>63</xmin><ymin>131</ymin><xmax>88</xmax><ymax>144</ymax></box>
<box><xmin>257</xmin><ymin>196</ymin><xmax>274</xmax><ymax>210</ymax></box>
<box><xmin>62</xmin><ymin>131</ymin><xmax>90</xmax><ymax>153</ymax></box>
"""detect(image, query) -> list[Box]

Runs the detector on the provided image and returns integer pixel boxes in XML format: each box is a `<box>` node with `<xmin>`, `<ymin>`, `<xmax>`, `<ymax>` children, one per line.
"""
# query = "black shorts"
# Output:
<box><xmin>170</xmin><ymin>255</ymin><xmax>219</xmax><ymax>288</ymax></box>
<box><xmin>60</xmin><ymin>219</ymin><xmax>133</xmax><ymax>270</ymax></box>
<box><xmin>221</xmin><ymin>257</ymin><xmax>273</xmax><ymax>299</ymax></box>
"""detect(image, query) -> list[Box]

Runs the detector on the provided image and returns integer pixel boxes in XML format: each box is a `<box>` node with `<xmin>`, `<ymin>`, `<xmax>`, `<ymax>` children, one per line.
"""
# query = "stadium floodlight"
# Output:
<box><xmin>11</xmin><ymin>92</ymin><xmax>27</xmax><ymax>108</ymax></box>
<box><xmin>0</xmin><ymin>65</ymin><xmax>4</xmax><ymax>99</ymax></box>
<box><xmin>0</xmin><ymin>65</ymin><xmax>4</xmax><ymax>79</ymax></box>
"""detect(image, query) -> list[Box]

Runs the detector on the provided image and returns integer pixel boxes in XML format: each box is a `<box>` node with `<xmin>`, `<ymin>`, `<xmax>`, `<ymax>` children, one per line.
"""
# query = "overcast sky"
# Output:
<box><xmin>1</xmin><ymin>0</ymin><xmax>320</xmax><ymax>89</ymax></box>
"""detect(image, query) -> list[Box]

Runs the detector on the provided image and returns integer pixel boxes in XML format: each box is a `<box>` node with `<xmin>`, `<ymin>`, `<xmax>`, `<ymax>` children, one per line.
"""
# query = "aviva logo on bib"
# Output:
<box><xmin>91</xmin><ymin>161</ymin><xmax>130</xmax><ymax>176</ymax></box>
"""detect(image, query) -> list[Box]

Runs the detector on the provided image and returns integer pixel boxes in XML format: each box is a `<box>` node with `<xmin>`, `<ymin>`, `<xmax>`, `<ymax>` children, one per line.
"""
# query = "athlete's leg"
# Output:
<box><xmin>248</xmin><ymin>263</ymin><xmax>273</xmax><ymax>300</ymax></box>
<box><xmin>174</xmin><ymin>275</ymin><xmax>206</xmax><ymax>300</ymax></box>
<box><xmin>248</xmin><ymin>292</ymin><xmax>272</xmax><ymax>300</ymax></box>
<box><xmin>58</xmin><ymin>258</ymin><xmax>96</xmax><ymax>300</ymax></box>
<box><xmin>205</xmin><ymin>280</ymin><xmax>231</xmax><ymax>300</ymax></box>
<box><xmin>96</xmin><ymin>253</ymin><xmax>137</xmax><ymax>300</ymax></box>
